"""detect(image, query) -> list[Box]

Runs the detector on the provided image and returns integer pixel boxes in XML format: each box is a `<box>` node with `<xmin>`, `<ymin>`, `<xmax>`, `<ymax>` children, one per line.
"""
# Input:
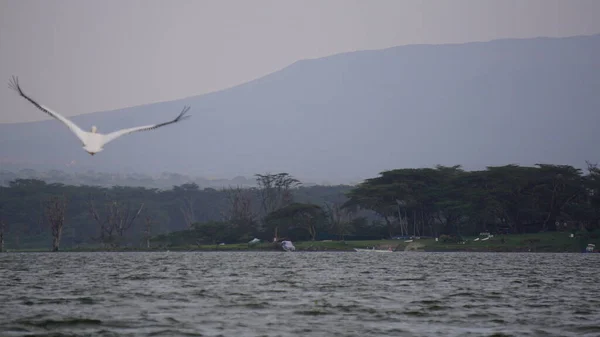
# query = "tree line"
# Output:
<box><xmin>0</xmin><ymin>163</ymin><xmax>599</xmax><ymax>251</ymax></box>
<box><xmin>0</xmin><ymin>173</ymin><xmax>356</xmax><ymax>251</ymax></box>
<box><xmin>345</xmin><ymin>163</ymin><xmax>600</xmax><ymax>240</ymax></box>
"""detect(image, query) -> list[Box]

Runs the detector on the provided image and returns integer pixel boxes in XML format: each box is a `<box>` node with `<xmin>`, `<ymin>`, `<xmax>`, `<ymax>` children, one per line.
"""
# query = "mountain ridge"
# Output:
<box><xmin>5</xmin><ymin>33</ymin><xmax>597</xmax><ymax>125</ymax></box>
<box><xmin>2</xmin><ymin>33</ymin><xmax>599</xmax><ymax>184</ymax></box>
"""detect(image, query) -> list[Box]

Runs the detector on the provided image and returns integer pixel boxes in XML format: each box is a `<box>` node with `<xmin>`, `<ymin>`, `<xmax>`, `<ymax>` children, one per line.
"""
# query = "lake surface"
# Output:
<box><xmin>0</xmin><ymin>251</ymin><xmax>599</xmax><ymax>337</ymax></box>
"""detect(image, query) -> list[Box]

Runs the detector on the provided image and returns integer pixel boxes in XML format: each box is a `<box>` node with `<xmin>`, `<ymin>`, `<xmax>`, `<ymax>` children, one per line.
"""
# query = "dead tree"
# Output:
<box><xmin>222</xmin><ymin>186</ymin><xmax>255</xmax><ymax>223</ymax></box>
<box><xmin>180</xmin><ymin>202</ymin><xmax>196</xmax><ymax>228</ymax></box>
<box><xmin>143</xmin><ymin>215</ymin><xmax>153</xmax><ymax>249</ymax></box>
<box><xmin>45</xmin><ymin>195</ymin><xmax>67</xmax><ymax>252</ymax></box>
<box><xmin>0</xmin><ymin>218</ymin><xmax>6</xmax><ymax>253</ymax></box>
<box><xmin>0</xmin><ymin>203</ymin><xmax>6</xmax><ymax>252</ymax></box>
<box><xmin>111</xmin><ymin>201</ymin><xmax>144</xmax><ymax>239</ymax></box>
<box><xmin>324</xmin><ymin>201</ymin><xmax>354</xmax><ymax>241</ymax></box>
<box><xmin>221</xmin><ymin>186</ymin><xmax>257</xmax><ymax>237</ymax></box>
<box><xmin>173</xmin><ymin>183</ymin><xmax>199</xmax><ymax>228</ymax></box>
<box><xmin>88</xmin><ymin>193</ymin><xmax>144</xmax><ymax>247</ymax></box>
<box><xmin>0</xmin><ymin>191</ymin><xmax>4</xmax><ymax>252</ymax></box>
<box><xmin>88</xmin><ymin>193</ymin><xmax>112</xmax><ymax>247</ymax></box>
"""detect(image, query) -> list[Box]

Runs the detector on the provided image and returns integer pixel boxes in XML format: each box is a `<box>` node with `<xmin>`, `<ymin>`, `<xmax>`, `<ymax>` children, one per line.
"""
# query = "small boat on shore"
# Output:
<box><xmin>281</xmin><ymin>240</ymin><xmax>296</xmax><ymax>252</ymax></box>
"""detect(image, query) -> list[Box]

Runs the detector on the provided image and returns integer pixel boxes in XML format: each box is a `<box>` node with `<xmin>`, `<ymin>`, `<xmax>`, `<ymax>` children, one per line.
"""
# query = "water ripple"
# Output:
<box><xmin>0</xmin><ymin>251</ymin><xmax>598</xmax><ymax>336</ymax></box>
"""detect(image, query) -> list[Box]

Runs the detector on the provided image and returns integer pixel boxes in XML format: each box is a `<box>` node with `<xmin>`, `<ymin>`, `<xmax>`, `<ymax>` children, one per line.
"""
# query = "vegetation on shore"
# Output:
<box><xmin>148</xmin><ymin>231</ymin><xmax>598</xmax><ymax>253</ymax></box>
<box><xmin>1</xmin><ymin>162</ymin><xmax>599</xmax><ymax>253</ymax></box>
<box><xmin>5</xmin><ymin>231</ymin><xmax>597</xmax><ymax>253</ymax></box>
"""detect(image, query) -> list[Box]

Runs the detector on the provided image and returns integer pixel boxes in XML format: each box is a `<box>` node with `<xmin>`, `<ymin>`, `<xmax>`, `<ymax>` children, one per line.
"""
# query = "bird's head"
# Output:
<box><xmin>91</xmin><ymin>126</ymin><xmax>97</xmax><ymax>133</ymax></box>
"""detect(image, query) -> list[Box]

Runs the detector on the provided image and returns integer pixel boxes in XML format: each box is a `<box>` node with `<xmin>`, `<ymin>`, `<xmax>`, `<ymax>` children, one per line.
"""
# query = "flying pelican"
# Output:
<box><xmin>8</xmin><ymin>76</ymin><xmax>190</xmax><ymax>156</ymax></box>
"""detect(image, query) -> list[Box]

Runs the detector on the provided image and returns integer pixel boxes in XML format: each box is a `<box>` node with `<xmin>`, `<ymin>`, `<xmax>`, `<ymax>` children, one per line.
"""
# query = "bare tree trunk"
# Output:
<box><xmin>116</xmin><ymin>203</ymin><xmax>145</xmax><ymax>239</ymax></box>
<box><xmin>180</xmin><ymin>196</ymin><xmax>196</xmax><ymax>228</ymax></box>
<box><xmin>109</xmin><ymin>201</ymin><xmax>144</xmax><ymax>247</ymax></box>
<box><xmin>144</xmin><ymin>215</ymin><xmax>153</xmax><ymax>249</ymax></box>
<box><xmin>14</xmin><ymin>229</ymin><xmax>19</xmax><ymax>249</ymax></box>
<box><xmin>88</xmin><ymin>194</ymin><xmax>109</xmax><ymax>247</ymax></box>
<box><xmin>421</xmin><ymin>209</ymin><xmax>425</xmax><ymax>237</ymax></box>
<box><xmin>0</xmin><ymin>220</ymin><xmax>5</xmax><ymax>252</ymax></box>
<box><xmin>89</xmin><ymin>193</ymin><xmax>144</xmax><ymax>248</ymax></box>
<box><xmin>222</xmin><ymin>186</ymin><xmax>256</xmax><ymax>238</ymax></box>
<box><xmin>542</xmin><ymin>180</ymin><xmax>559</xmax><ymax>231</ymax></box>
<box><xmin>52</xmin><ymin>230</ymin><xmax>62</xmax><ymax>252</ymax></box>
<box><xmin>46</xmin><ymin>195</ymin><xmax>67</xmax><ymax>252</ymax></box>
<box><xmin>384</xmin><ymin>216</ymin><xmax>393</xmax><ymax>239</ymax></box>
<box><xmin>325</xmin><ymin>200</ymin><xmax>354</xmax><ymax>241</ymax></box>
<box><xmin>223</xmin><ymin>186</ymin><xmax>255</xmax><ymax>221</ymax></box>
<box><xmin>413</xmin><ymin>210</ymin><xmax>417</xmax><ymax>236</ymax></box>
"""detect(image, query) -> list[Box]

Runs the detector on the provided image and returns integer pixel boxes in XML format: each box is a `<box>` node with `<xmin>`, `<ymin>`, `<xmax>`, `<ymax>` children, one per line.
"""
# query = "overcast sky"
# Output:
<box><xmin>1</xmin><ymin>0</ymin><xmax>599</xmax><ymax>123</ymax></box>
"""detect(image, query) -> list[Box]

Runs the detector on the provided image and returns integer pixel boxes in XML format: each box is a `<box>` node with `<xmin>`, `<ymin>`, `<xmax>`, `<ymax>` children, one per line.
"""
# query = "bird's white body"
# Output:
<box><xmin>8</xmin><ymin>76</ymin><xmax>190</xmax><ymax>155</ymax></box>
<box><xmin>82</xmin><ymin>132</ymin><xmax>107</xmax><ymax>155</ymax></box>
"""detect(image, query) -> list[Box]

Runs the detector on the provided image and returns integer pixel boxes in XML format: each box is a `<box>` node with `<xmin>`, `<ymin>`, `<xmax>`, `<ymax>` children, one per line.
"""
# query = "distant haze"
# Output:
<box><xmin>2</xmin><ymin>0</ymin><xmax>600</xmax><ymax>123</ymax></box>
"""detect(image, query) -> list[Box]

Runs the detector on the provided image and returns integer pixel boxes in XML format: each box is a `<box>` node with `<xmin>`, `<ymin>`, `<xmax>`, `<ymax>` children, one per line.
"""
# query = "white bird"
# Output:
<box><xmin>8</xmin><ymin>76</ymin><xmax>191</xmax><ymax>156</ymax></box>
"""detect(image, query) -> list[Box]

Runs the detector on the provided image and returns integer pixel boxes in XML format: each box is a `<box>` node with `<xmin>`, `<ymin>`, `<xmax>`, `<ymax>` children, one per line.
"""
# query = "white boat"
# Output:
<box><xmin>281</xmin><ymin>240</ymin><xmax>296</xmax><ymax>252</ymax></box>
<box><xmin>354</xmin><ymin>247</ymin><xmax>393</xmax><ymax>253</ymax></box>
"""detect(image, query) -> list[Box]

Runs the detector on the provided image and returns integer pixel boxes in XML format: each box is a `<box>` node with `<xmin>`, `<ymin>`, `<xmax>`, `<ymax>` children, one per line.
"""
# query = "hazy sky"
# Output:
<box><xmin>1</xmin><ymin>0</ymin><xmax>600</xmax><ymax>123</ymax></box>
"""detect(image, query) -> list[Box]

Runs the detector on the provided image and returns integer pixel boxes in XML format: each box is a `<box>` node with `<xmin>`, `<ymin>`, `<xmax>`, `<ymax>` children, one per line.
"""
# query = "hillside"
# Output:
<box><xmin>2</xmin><ymin>34</ymin><xmax>599</xmax><ymax>183</ymax></box>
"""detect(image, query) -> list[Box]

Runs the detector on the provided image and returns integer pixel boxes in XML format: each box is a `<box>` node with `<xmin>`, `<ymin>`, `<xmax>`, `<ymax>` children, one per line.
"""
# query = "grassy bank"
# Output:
<box><xmin>421</xmin><ymin>232</ymin><xmax>597</xmax><ymax>253</ymax></box>
<box><xmin>2</xmin><ymin>232</ymin><xmax>597</xmax><ymax>253</ymax></box>
<box><xmin>173</xmin><ymin>232</ymin><xmax>597</xmax><ymax>253</ymax></box>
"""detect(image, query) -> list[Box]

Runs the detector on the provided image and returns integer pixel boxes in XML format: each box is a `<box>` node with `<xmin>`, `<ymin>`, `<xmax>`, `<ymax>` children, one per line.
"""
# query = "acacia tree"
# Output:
<box><xmin>430</xmin><ymin>165</ymin><xmax>470</xmax><ymax>236</ymax></box>
<box><xmin>255</xmin><ymin>173</ymin><xmax>301</xmax><ymax>240</ymax></box>
<box><xmin>344</xmin><ymin>183</ymin><xmax>399</xmax><ymax>238</ymax></box>
<box><xmin>194</xmin><ymin>221</ymin><xmax>230</xmax><ymax>248</ymax></box>
<box><xmin>266</xmin><ymin>203</ymin><xmax>324</xmax><ymax>241</ymax></box>
<box><xmin>534</xmin><ymin>164</ymin><xmax>586</xmax><ymax>231</ymax></box>
<box><xmin>0</xmin><ymin>189</ymin><xmax>4</xmax><ymax>252</ymax></box>
<box><xmin>45</xmin><ymin>195</ymin><xmax>67</xmax><ymax>252</ymax></box>
<box><xmin>485</xmin><ymin>165</ymin><xmax>540</xmax><ymax>233</ymax></box>
<box><xmin>585</xmin><ymin>161</ymin><xmax>600</xmax><ymax>228</ymax></box>
<box><xmin>345</xmin><ymin>162</ymin><xmax>600</xmax><ymax>236</ymax></box>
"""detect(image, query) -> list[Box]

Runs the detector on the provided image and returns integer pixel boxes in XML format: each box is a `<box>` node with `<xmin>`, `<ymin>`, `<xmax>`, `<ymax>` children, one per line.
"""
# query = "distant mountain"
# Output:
<box><xmin>2</xmin><ymin>34</ymin><xmax>599</xmax><ymax>183</ymax></box>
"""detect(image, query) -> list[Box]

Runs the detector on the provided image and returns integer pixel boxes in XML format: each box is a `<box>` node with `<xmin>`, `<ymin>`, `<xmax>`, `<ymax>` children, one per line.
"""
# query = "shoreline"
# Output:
<box><xmin>2</xmin><ymin>232</ymin><xmax>597</xmax><ymax>254</ymax></box>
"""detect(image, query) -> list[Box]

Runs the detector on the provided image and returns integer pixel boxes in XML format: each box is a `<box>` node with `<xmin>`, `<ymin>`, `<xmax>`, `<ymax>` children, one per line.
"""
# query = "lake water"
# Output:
<box><xmin>0</xmin><ymin>251</ymin><xmax>599</xmax><ymax>337</ymax></box>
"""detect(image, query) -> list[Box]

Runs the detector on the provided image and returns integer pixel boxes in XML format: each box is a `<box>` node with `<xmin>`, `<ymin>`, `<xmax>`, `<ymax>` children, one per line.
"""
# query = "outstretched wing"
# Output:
<box><xmin>8</xmin><ymin>76</ymin><xmax>88</xmax><ymax>144</ymax></box>
<box><xmin>100</xmin><ymin>106</ymin><xmax>191</xmax><ymax>145</ymax></box>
